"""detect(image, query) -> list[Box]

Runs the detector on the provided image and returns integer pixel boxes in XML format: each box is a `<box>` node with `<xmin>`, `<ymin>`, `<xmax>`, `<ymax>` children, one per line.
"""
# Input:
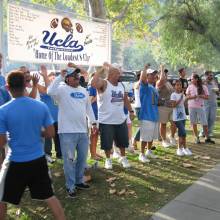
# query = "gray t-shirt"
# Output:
<box><xmin>205</xmin><ymin>81</ymin><xmax>218</xmax><ymax>106</ymax></box>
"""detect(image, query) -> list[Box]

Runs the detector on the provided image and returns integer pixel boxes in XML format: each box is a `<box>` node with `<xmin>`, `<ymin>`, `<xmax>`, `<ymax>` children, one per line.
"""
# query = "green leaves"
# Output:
<box><xmin>157</xmin><ymin>0</ymin><xmax>220</xmax><ymax>69</ymax></box>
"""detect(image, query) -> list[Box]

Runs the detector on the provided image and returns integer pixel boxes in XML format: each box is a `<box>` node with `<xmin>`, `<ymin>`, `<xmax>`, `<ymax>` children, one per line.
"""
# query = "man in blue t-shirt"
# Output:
<box><xmin>0</xmin><ymin>70</ymin><xmax>65</xmax><ymax>220</ymax></box>
<box><xmin>138</xmin><ymin>65</ymin><xmax>159</xmax><ymax>163</ymax></box>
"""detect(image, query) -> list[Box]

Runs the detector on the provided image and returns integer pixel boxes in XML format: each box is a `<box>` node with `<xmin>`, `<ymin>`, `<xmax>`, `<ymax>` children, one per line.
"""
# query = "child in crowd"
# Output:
<box><xmin>186</xmin><ymin>73</ymin><xmax>215</xmax><ymax>144</ymax></box>
<box><xmin>171</xmin><ymin>80</ymin><xmax>192</xmax><ymax>156</ymax></box>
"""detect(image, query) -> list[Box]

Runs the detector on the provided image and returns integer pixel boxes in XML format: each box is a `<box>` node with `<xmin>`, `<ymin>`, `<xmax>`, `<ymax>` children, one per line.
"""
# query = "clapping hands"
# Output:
<box><xmin>32</xmin><ymin>74</ymin><xmax>40</xmax><ymax>86</ymax></box>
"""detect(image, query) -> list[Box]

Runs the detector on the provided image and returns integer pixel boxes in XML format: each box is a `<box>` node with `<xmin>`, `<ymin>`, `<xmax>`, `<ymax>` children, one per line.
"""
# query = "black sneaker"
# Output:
<box><xmin>56</xmin><ymin>155</ymin><xmax>62</xmax><ymax>160</ymax></box>
<box><xmin>66</xmin><ymin>189</ymin><xmax>77</xmax><ymax>198</ymax></box>
<box><xmin>75</xmin><ymin>183</ymin><xmax>90</xmax><ymax>190</ymax></box>
<box><xmin>205</xmin><ymin>138</ymin><xmax>215</xmax><ymax>144</ymax></box>
<box><xmin>151</xmin><ymin>146</ymin><xmax>156</xmax><ymax>150</ymax></box>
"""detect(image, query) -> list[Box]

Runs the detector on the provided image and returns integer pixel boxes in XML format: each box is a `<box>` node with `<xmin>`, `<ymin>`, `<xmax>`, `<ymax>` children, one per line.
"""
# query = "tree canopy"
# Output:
<box><xmin>156</xmin><ymin>0</ymin><xmax>220</xmax><ymax>69</ymax></box>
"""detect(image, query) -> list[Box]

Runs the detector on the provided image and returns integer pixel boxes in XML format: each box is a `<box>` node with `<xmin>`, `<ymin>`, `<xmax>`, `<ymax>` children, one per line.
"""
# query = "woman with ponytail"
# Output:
<box><xmin>186</xmin><ymin>73</ymin><xmax>215</xmax><ymax>144</ymax></box>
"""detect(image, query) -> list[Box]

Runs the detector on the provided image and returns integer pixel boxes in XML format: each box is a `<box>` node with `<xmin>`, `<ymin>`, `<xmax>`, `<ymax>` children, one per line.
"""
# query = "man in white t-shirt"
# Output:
<box><xmin>48</xmin><ymin>67</ymin><xmax>97</xmax><ymax>198</ymax></box>
<box><xmin>91</xmin><ymin>63</ymin><xmax>134</xmax><ymax>169</ymax></box>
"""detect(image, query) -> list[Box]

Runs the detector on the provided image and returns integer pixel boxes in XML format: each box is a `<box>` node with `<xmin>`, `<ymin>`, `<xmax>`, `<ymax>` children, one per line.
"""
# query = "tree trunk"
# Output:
<box><xmin>84</xmin><ymin>0</ymin><xmax>106</xmax><ymax>19</ymax></box>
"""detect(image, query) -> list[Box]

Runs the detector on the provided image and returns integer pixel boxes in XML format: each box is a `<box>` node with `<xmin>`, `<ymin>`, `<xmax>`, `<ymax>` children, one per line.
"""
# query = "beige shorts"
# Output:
<box><xmin>158</xmin><ymin>106</ymin><xmax>173</xmax><ymax>123</ymax></box>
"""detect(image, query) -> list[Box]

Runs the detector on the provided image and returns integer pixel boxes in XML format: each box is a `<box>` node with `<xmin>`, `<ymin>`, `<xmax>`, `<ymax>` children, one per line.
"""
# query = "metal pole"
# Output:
<box><xmin>0</xmin><ymin>0</ymin><xmax>4</xmax><ymax>74</ymax></box>
<box><xmin>0</xmin><ymin>0</ymin><xmax>3</xmax><ymax>53</ymax></box>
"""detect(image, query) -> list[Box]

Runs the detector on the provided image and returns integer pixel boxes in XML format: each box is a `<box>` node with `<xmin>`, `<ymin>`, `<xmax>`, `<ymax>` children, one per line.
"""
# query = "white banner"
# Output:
<box><xmin>7</xmin><ymin>2</ymin><xmax>111</xmax><ymax>66</ymax></box>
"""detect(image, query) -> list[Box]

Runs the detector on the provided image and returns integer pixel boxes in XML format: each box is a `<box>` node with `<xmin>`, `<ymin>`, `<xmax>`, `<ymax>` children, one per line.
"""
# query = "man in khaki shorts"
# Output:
<box><xmin>156</xmin><ymin>66</ymin><xmax>176</xmax><ymax>148</ymax></box>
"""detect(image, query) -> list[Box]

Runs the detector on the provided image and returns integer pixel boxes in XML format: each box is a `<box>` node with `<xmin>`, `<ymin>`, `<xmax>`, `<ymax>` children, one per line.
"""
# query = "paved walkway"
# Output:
<box><xmin>151</xmin><ymin>164</ymin><xmax>220</xmax><ymax>220</ymax></box>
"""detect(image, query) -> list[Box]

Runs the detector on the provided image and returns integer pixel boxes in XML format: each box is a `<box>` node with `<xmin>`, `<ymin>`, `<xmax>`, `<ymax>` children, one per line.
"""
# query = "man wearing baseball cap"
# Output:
<box><xmin>138</xmin><ymin>65</ymin><xmax>159</xmax><ymax>163</ymax></box>
<box><xmin>48</xmin><ymin>64</ymin><xmax>97</xmax><ymax>198</ymax></box>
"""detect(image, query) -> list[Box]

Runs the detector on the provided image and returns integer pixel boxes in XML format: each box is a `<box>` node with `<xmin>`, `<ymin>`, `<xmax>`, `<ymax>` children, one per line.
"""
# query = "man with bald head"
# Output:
<box><xmin>91</xmin><ymin>62</ymin><xmax>134</xmax><ymax>169</ymax></box>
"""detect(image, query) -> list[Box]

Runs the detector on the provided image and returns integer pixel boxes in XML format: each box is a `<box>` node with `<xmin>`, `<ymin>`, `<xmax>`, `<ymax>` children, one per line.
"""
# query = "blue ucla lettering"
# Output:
<box><xmin>111</xmin><ymin>90</ymin><xmax>123</xmax><ymax>98</ymax></box>
<box><xmin>111</xmin><ymin>90</ymin><xmax>124</xmax><ymax>103</ymax></box>
<box><xmin>41</xmin><ymin>31</ymin><xmax>84</xmax><ymax>52</ymax></box>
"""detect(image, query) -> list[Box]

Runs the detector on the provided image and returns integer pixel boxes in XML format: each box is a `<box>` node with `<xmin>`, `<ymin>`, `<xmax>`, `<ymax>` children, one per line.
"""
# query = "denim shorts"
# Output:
<box><xmin>175</xmin><ymin>120</ymin><xmax>186</xmax><ymax>137</ymax></box>
<box><xmin>99</xmin><ymin>120</ymin><xmax>129</xmax><ymax>150</ymax></box>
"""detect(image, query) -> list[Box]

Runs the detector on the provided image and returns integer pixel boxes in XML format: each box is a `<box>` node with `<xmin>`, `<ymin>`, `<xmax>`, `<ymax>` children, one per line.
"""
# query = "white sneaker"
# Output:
<box><xmin>119</xmin><ymin>156</ymin><xmax>131</xmax><ymax>168</ymax></box>
<box><xmin>169</xmin><ymin>137</ymin><xmax>176</xmax><ymax>146</ymax></box>
<box><xmin>127</xmin><ymin>146</ymin><xmax>135</xmax><ymax>153</ymax></box>
<box><xmin>138</xmin><ymin>153</ymin><xmax>150</xmax><ymax>163</ymax></box>
<box><xmin>127</xmin><ymin>146</ymin><xmax>138</xmax><ymax>154</ymax></box>
<box><xmin>183</xmin><ymin>148</ymin><xmax>192</xmax><ymax>156</ymax></box>
<box><xmin>105</xmin><ymin>159</ymin><xmax>113</xmax><ymax>169</ymax></box>
<box><xmin>176</xmin><ymin>148</ymin><xmax>184</xmax><ymax>156</ymax></box>
<box><xmin>112</xmin><ymin>151</ymin><xmax>121</xmax><ymax>159</ymax></box>
<box><xmin>46</xmin><ymin>154</ymin><xmax>55</xmax><ymax>164</ymax></box>
<box><xmin>162</xmin><ymin>140</ymin><xmax>171</xmax><ymax>148</ymax></box>
<box><xmin>145</xmin><ymin>150</ymin><xmax>157</xmax><ymax>159</ymax></box>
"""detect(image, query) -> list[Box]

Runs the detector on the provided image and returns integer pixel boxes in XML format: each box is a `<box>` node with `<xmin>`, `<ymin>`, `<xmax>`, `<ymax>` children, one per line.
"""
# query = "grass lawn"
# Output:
<box><xmin>7</xmin><ymin>110</ymin><xmax>220</xmax><ymax>220</ymax></box>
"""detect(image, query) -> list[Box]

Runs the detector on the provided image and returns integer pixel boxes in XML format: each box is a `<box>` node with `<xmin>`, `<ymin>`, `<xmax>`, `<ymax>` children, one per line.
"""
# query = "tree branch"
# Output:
<box><xmin>112</xmin><ymin>0</ymin><xmax>133</xmax><ymax>23</ymax></box>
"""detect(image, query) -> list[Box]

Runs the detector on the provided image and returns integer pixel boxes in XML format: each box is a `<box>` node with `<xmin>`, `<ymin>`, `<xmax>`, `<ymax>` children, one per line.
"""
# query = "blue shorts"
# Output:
<box><xmin>175</xmin><ymin>120</ymin><xmax>186</xmax><ymax>137</ymax></box>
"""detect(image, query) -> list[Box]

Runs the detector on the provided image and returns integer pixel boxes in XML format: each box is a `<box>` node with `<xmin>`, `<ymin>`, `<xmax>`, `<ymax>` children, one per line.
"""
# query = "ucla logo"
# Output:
<box><xmin>111</xmin><ymin>90</ymin><xmax>124</xmax><ymax>103</ymax></box>
<box><xmin>70</xmin><ymin>92</ymin><xmax>85</xmax><ymax>99</ymax></box>
<box><xmin>40</xmin><ymin>31</ymin><xmax>84</xmax><ymax>52</ymax></box>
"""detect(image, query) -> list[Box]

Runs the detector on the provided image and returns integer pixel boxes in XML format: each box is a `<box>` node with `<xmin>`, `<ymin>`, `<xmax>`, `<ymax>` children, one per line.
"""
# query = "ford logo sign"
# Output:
<box><xmin>70</xmin><ymin>92</ymin><xmax>85</xmax><ymax>99</ymax></box>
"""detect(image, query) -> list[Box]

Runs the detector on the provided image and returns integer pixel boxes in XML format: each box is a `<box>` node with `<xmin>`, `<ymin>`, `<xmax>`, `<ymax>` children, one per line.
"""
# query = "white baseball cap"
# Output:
<box><xmin>111</xmin><ymin>63</ymin><xmax>122</xmax><ymax>71</ymax></box>
<box><xmin>146</xmin><ymin>68</ymin><xmax>155</xmax><ymax>74</ymax></box>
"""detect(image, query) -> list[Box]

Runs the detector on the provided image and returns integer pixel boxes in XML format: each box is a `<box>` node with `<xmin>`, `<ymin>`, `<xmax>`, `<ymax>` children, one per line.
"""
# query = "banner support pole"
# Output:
<box><xmin>0</xmin><ymin>0</ymin><xmax>3</xmax><ymax>53</ymax></box>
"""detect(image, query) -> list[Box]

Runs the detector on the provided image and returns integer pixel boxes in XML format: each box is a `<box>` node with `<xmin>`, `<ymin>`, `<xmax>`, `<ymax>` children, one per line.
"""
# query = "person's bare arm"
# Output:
<box><xmin>89</xmin><ymin>96</ymin><xmax>97</xmax><ymax>103</ymax></box>
<box><xmin>124</xmin><ymin>93</ymin><xmax>135</xmax><ymax>120</ymax></box>
<box><xmin>140</xmin><ymin>64</ymin><xmax>149</xmax><ymax>83</ymax></box>
<box><xmin>41</xmin><ymin>125</ymin><xmax>55</xmax><ymax>138</ymax></box>
<box><xmin>38</xmin><ymin>65</ymin><xmax>50</xmax><ymax>94</ymax></box>
<box><xmin>0</xmin><ymin>134</ymin><xmax>7</xmax><ymax>149</ymax></box>
<box><xmin>186</xmin><ymin>94</ymin><xmax>197</xmax><ymax>100</ymax></box>
<box><xmin>91</xmin><ymin>63</ymin><xmax>109</xmax><ymax>92</ymax></box>
<box><xmin>171</xmin><ymin>94</ymin><xmax>184</xmax><ymax>107</ymax></box>
<box><xmin>124</xmin><ymin>93</ymin><xmax>133</xmax><ymax>112</ymax></box>
<box><xmin>156</xmin><ymin>65</ymin><xmax>166</xmax><ymax>89</ymax></box>
<box><xmin>198</xmin><ymin>94</ymin><xmax>209</xmax><ymax>100</ymax></box>
<box><xmin>29</xmin><ymin>74</ymin><xmax>40</xmax><ymax>99</ymax></box>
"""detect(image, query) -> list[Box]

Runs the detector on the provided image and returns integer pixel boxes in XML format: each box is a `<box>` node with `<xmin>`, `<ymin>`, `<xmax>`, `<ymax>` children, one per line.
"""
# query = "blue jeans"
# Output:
<box><xmin>205</xmin><ymin>104</ymin><xmax>217</xmax><ymax>135</ymax></box>
<box><xmin>200</xmin><ymin>105</ymin><xmax>217</xmax><ymax>136</ymax></box>
<box><xmin>44</xmin><ymin>122</ymin><xmax>62</xmax><ymax>158</ymax></box>
<box><xmin>59</xmin><ymin>133</ymin><xmax>89</xmax><ymax>191</ymax></box>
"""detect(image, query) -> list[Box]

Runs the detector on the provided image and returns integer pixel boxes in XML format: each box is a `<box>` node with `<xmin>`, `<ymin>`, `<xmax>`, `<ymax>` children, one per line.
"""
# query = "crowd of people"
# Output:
<box><xmin>0</xmin><ymin>51</ymin><xmax>219</xmax><ymax>219</ymax></box>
